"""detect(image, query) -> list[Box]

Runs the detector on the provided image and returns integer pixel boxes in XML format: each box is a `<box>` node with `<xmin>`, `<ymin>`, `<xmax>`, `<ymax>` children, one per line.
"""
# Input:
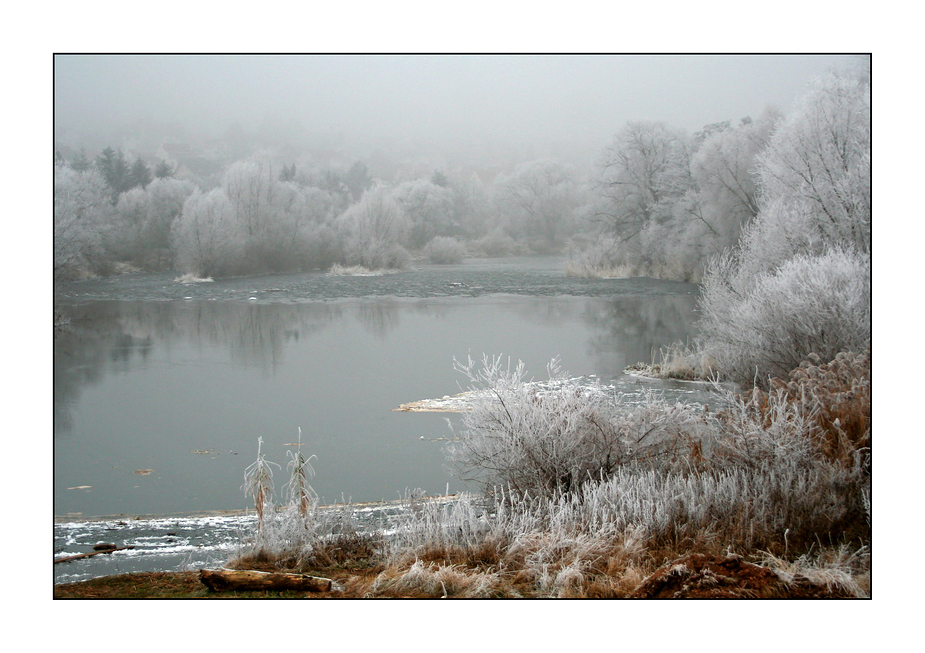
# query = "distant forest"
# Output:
<box><xmin>54</xmin><ymin>67</ymin><xmax>869</xmax><ymax>299</ymax></box>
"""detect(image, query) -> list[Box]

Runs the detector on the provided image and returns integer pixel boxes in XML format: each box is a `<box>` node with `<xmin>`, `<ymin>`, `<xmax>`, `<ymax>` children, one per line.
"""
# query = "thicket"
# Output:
<box><xmin>695</xmin><ymin>74</ymin><xmax>870</xmax><ymax>387</ymax></box>
<box><xmin>226</xmin><ymin>349</ymin><xmax>870</xmax><ymax>597</ymax></box>
<box><xmin>54</xmin><ymin>147</ymin><xmax>595</xmax><ymax>281</ymax></box>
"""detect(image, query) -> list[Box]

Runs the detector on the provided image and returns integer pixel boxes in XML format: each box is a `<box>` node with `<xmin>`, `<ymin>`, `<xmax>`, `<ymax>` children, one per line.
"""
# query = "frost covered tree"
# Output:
<box><xmin>223</xmin><ymin>158</ymin><xmax>278</xmax><ymax>240</ymax></box>
<box><xmin>110</xmin><ymin>186</ymin><xmax>150</xmax><ymax>262</ymax></box>
<box><xmin>221</xmin><ymin>157</ymin><xmax>315</xmax><ymax>272</ymax></box>
<box><xmin>747</xmin><ymin>74</ymin><xmax>871</xmax><ymax>271</ymax></box>
<box><xmin>596</xmin><ymin>121</ymin><xmax>691</xmax><ymax>248</ymax></box>
<box><xmin>697</xmin><ymin>74</ymin><xmax>871</xmax><ymax>387</ymax></box>
<box><xmin>662</xmin><ymin>110</ymin><xmax>781</xmax><ymax>279</ymax></box>
<box><xmin>454</xmin><ymin>172</ymin><xmax>495</xmax><ymax>240</ymax></box>
<box><xmin>497</xmin><ymin>158</ymin><xmax>578</xmax><ymax>248</ymax></box>
<box><xmin>335</xmin><ymin>185</ymin><xmax>411</xmax><ymax>269</ymax></box>
<box><xmin>393</xmin><ymin>178</ymin><xmax>456</xmax><ymax>248</ymax></box>
<box><xmin>172</xmin><ymin>188</ymin><xmax>242</xmax><ymax>278</ymax></box>
<box><xmin>54</xmin><ymin>164</ymin><xmax>113</xmax><ymax>280</ymax></box>
<box><xmin>143</xmin><ymin>177</ymin><xmax>197</xmax><ymax>264</ymax></box>
<box><xmin>686</xmin><ymin>112</ymin><xmax>778</xmax><ymax>245</ymax></box>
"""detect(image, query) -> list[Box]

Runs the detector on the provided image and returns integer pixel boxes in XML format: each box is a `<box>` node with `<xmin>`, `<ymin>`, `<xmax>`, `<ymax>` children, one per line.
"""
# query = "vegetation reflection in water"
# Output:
<box><xmin>55</xmin><ymin>278</ymin><xmax>704</xmax><ymax>520</ymax></box>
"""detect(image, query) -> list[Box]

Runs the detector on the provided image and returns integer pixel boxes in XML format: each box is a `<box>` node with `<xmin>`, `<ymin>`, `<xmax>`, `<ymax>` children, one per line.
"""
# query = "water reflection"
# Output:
<box><xmin>54</xmin><ymin>292</ymin><xmax>700</xmax><ymax>517</ymax></box>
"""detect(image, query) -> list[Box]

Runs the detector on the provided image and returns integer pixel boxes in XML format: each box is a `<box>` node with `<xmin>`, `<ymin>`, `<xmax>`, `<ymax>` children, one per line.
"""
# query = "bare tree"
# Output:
<box><xmin>498</xmin><ymin>158</ymin><xmax>577</xmax><ymax>247</ymax></box>
<box><xmin>596</xmin><ymin>121</ymin><xmax>691</xmax><ymax>247</ymax></box>
<box><xmin>335</xmin><ymin>186</ymin><xmax>411</xmax><ymax>269</ymax></box>
<box><xmin>172</xmin><ymin>188</ymin><xmax>242</xmax><ymax>277</ymax></box>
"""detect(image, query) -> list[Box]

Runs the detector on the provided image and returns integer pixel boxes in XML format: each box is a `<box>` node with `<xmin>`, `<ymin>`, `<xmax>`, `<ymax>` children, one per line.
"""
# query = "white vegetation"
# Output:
<box><xmin>496</xmin><ymin>158</ymin><xmax>579</xmax><ymax>248</ymax></box>
<box><xmin>393</xmin><ymin>178</ymin><xmax>456</xmax><ymax>248</ymax></box>
<box><xmin>172</xmin><ymin>189</ymin><xmax>242</xmax><ymax>278</ymax></box>
<box><xmin>445</xmin><ymin>355</ymin><xmax>625</xmax><ymax>497</ymax></box>
<box><xmin>227</xmin><ymin>349</ymin><xmax>869</xmax><ymax>596</ymax></box>
<box><xmin>422</xmin><ymin>236</ymin><xmax>466</xmax><ymax>264</ymax></box>
<box><xmin>696</xmin><ymin>74</ymin><xmax>871</xmax><ymax>386</ymax></box>
<box><xmin>572</xmin><ymin>113</ymin><xmax>778</xmax><ymax>282</ymax></box>
<box><xmin>698</xmin><ymin>247</ymin><xmax>871</xmax><ymax>386</ymax></box>
<box><xmin>335</xmin><ymin>186</ymin><xmax>411</xmax><ymax>270</ymax></box>
<box><xmin>54</xmin><ymin>164</ymin><xmax>112</xmax><ymax>280</ymax></box>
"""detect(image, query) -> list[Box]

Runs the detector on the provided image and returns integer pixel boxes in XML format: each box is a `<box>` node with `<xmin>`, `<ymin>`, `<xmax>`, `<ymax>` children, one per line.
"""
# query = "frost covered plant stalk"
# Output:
<box><xmin>284</xmin><ymin>427</ymin><xmax>318</xmax><ymax>517</ymax></box>
<box><xmin>241</xmin><ymin>436</ymin><xmax>279</xmax><ymax>536</ymax></box>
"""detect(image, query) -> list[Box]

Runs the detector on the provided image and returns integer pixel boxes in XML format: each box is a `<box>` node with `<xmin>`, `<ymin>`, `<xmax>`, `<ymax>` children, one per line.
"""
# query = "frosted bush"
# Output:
<box><xmin>564</xmin><ymin>235</ymin><xmax>627</xmax><ymax>278</ymax></box>
<box><xmin>437</xmin><ymin>353</ymin><xmax>868</xmax><ymax>552</ymax></box>
<box><xmin>444</xmin><ymin>355</ymin><xmax>627</xmax><ymax>497</ymax></box>
<box><xmin>469</xmin><ymin>228</ymin><xmax>521</xmax><ymax>257</ymax></box>
<box><xmin>698</xmin><ymin>247</ymin><xmax>870</xmax><ymax>387</ymax></box>
<box><xmin>423</xmin><ymin>236</ymin><xmax>466</xmax><ymax>264</ymax></box>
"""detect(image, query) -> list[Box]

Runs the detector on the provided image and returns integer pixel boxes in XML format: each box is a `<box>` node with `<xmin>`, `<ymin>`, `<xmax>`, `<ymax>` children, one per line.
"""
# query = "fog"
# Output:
<box><xmin>55</xmin><ymin>54</ymin><xmax>855</xmax><ymax>158</ymax></box>
<box><xmin>53</xmin><ymin>54</ymin><xmax>867</xmax><ymax>285</ymax></box>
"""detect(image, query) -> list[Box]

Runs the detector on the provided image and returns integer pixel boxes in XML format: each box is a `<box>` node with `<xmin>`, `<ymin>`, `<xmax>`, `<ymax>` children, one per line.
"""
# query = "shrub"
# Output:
<box><xmin>444</xmin><ymin>355</ymin><xmax>626</xmax><ymax>497</ymax></box>
<box><xmin>226</xmin><ymin>350</ymin><xmax>870</xmax><ymax>595</ymax></box>
<box><xmin>697</xmin><ymin>247</ymin><xmax>871</xmax><ymax>388</ymax></box>
<box><xmin>468</xmin><ymin>228</ymin><xmax>522</xmax><ymax>257</ymax></box>
<box><xmin>442</xmin><ymin>353</ymin><xmax>869</xmax><ymax>551</ymax></box>
<box><xmin>423</xmin><ymin>236</ymin><xmax>466</xmax><ymax>264</ymax></box>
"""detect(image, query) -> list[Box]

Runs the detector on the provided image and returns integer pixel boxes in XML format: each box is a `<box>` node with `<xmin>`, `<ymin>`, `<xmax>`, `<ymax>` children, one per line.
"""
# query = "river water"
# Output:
<box><xmin>54</xmin><ymin>256</ymin><xmax>708</xmax><ymax>582</ymax></box>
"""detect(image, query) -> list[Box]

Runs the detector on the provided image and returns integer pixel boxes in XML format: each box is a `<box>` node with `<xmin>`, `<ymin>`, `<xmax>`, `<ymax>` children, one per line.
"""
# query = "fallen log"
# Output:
<box><xmin>55</xmin><ymin>546</ymin><xmax>135</xmax><ymax>564</ymax></box>
<box><xmin>199</xmin><ymin>568</ymin><xmax>333</xmax><ymax>593</ymax></box>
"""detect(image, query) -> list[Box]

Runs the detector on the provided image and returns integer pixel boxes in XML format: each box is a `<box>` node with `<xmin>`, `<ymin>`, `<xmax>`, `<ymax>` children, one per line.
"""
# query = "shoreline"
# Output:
<box><xmin>54</xmin><ymin>494</ymin><xmax>463</xmax><ymax>525</ymax></box>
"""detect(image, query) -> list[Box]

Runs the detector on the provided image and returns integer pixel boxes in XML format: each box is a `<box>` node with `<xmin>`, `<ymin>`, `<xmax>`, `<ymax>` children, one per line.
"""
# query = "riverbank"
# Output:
<box><xmin>54</xmin><ymin>551</ymin><xmax>865</xmax><ymax>599</ymax></box>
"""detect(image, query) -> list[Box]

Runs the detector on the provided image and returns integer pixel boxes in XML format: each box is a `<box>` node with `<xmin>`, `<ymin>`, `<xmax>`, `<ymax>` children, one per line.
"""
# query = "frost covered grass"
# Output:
<box><xmin>223</xmin><ymin>351</ymin><xmax>870</xmax><ymax>598</ymax></box>
<box><xmin>326</xmin><ymin>263</ymin><xmax>398</xmax><ymax>276</ymax></box>
<box><xmin>173</xmin><ymin>272</ymin><xmax>214</xmax><ymax>283</ymax></box>
<box><xmin>624</xmin><ymin>341</ymin><xmax>707</xmax><ymax>381</ymax></box>
<box><xmin>564</xmin><ymin>236</ymin><xmax>699</xmax><ymax>281</ymax></box>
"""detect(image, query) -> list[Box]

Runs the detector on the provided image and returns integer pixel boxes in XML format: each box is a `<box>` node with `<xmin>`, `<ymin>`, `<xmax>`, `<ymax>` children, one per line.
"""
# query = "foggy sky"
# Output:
<box><xmin>54</xmin><ymin>54</ymin><xmax>857</xmax><ymax>151</ymax></box>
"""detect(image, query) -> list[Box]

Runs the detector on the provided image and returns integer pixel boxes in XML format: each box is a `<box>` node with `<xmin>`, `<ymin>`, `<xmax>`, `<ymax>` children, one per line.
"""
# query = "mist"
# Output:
<box><xmin>53</xmin><ymin>54</ymin><xmax>867</xmax><ymax>285</ymax></box>
<box><xmin>55</xmin><ymin>54</ymin><xmax>855</xmax><ymax>159</ymax></box>
<box><xmin>53</xmin><ymin>53</ymin><xmax>872</xmax><ymax>598</ymax></box>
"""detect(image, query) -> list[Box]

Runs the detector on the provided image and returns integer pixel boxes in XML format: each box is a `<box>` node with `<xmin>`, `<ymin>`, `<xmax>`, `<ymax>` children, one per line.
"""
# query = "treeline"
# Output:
<box><xmin>54</xmin><ymin>69</ymin><xmax>869</xmax><ymax>314</ymax></box>
<box><xmin>55</xmin><ymin>135</ymin><xmax>598</xmax><ymax>281</ymax></box>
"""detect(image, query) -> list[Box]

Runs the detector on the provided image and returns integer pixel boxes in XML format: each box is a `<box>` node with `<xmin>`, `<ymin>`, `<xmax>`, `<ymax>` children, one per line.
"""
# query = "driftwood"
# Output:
<box><xmin>55</xmin><ymin>545</ymin><xmax>135</xmax><ymax>564</ymax></box>
<box><xmin>199</xmin><ymin>568</ymin><xmax>333</xmax><ymax>593</ymax></box>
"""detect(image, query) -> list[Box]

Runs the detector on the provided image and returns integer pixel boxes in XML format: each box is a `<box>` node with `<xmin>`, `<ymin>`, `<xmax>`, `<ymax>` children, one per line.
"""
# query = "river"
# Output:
<box><xmin>54</xmin><ymin>255</ymin><xmax>707</xmax><ymax>582</ymax></box>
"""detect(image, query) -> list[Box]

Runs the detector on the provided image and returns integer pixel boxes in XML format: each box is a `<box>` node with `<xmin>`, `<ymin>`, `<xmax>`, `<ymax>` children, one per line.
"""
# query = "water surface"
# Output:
<box><xmin>55</xmin><ymin>257</ymin><xmax>705</xmax><ymax>519</ymax></box>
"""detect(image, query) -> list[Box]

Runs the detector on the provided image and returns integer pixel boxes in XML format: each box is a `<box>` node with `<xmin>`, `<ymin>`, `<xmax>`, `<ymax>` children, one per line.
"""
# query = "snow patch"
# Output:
<box><xmin>174</xmin><ymin>273</ymin><xmax>214</xmax><ymax>284</ymax></box>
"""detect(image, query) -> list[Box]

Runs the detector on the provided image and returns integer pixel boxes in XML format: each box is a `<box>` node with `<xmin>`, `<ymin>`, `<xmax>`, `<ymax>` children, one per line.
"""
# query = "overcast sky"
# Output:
<box><xmin>55</xmin><ymin>54</ymin><xmax>858</xmax><ymax>151</ymax></box>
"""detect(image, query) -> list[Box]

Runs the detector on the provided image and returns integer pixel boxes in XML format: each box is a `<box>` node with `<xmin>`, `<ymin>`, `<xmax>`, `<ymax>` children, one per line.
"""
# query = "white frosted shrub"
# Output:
<box><xmin>564</xmin><ymin>235</ymin><xmax>626</xmax><ymax>277</ymax></box>
<box><xmin>698</xmin><ymin>247</ymin><xmax>870</xmax><ymax>387</ymax></box>
<box><xmin>445</xmin><ymin>355</ymin><xmax>627</xmax><ymax>497</ymax></box>
<box><xmin>423</xmin><ymin>236</ymin><xmax>466</xmax><ymax>264</ymax></box>
<box><xmin>469</xmin><ymin>228</ymin><xmax>521</xmax><ymax>257</ymax></box>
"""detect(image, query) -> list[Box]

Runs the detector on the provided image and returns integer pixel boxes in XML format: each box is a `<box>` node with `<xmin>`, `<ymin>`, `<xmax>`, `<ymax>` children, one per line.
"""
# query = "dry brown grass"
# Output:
<box><xmin>767</xmin><ymin>346</ymin><xmax>871</xmax><ymax>466</ymax></box>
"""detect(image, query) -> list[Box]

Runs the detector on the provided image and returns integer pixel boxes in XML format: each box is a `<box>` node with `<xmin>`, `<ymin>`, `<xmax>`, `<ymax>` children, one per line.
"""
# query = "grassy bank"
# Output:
<box><xmin>56</xmin><ymin>347</ymin><xmax>870</xmax><ymax>599</ymax></box>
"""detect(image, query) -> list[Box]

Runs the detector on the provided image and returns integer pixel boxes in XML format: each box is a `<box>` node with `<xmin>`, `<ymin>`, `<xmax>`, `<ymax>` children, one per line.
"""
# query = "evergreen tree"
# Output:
<box><xmin>344</xmin><ymin>161</ymin><xmax>372</xmax><ymax>202</ymax></box>
<box><xmin>154</xmin><ymin>161</ymin><xmax>174</xmax><ymax>179</ymax></box>
<box><xmin>96</xmin><ymin>147</ymin><xmax>132</xmax><ymax>202</ymax></box>
<box><xmin>71</xmin><ymin>147</ymin><xmax>91</xmax><ymax>172</ymax></box>
<box><xmin>130</xmin><ymin>157</ymin><xmax>153</xmax><ymax>189</ymax></box>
